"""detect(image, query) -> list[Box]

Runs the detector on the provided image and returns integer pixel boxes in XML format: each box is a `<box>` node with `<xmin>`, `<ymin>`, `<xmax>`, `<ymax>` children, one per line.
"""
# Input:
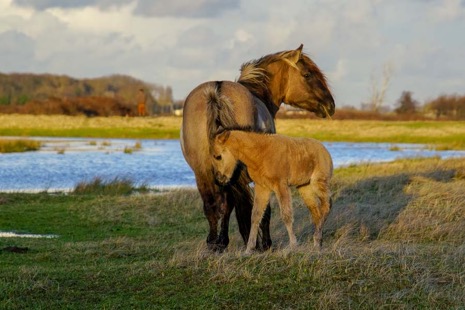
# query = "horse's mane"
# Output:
<box><xmin>236</xmin><ymin>52</ymin><xmax>282</xmax><ymax>109</ymax></box>
<box><xmin>237</xmin><ymin>49</ymin><xmax>301</xmax><ymax>86</ymax></box>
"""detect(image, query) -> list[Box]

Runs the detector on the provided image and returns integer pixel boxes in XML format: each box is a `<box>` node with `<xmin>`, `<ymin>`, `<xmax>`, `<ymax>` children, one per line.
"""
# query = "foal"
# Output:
<box><xmin>212</xmin><ymin>130</ymin><xmax>333</xmax><ymax>254</ymax></box>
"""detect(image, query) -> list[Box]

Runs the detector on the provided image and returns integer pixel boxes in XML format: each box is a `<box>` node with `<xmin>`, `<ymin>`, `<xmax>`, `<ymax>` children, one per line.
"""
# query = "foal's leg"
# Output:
<box><xmin>275</xmin><ymin>183</ymin><xmax>297</xmax><ymax>248</ymax></box>
<box><xmin>298</xmin><ymin>179</ymin><xmax>331</xmax><ymax>249</ymax></box>
<box><xmin>246</xmin><ymin>184</ymin><xmax>271</xmax><ymax>254</ymax></box>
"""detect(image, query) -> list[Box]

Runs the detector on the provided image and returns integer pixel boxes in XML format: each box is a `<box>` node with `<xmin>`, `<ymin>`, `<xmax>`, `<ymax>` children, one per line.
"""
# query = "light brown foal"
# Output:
<box><xmin>212</xmin><ymin>130</ymin><xmax>333</xmax><ymax>254</ymax></box>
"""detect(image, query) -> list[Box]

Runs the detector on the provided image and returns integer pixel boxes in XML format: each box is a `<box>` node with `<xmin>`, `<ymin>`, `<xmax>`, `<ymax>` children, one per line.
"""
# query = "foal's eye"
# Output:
<box><xmin>214</xmin><ymin>155</ymin><xmax>222</xmax><ymax>160</ymax></box>
<box><xmin>303</xmin><ymin>72</ymin><xmax>311</xmax><ymax>79</ymax></box>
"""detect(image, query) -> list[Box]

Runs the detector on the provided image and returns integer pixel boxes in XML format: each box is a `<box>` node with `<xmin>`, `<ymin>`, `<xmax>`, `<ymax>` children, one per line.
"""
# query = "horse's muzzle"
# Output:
<box><xmin>215</xmin><ymin>172</ymin><xmax>230</xmax><ymax>186</ymax></box>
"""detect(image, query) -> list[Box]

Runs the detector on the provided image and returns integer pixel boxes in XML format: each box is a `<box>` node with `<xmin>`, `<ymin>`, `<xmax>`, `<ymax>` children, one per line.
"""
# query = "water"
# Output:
<box><xmin>1</xmin><ymin>137</ymin><xmax>465</xmax><ymax>192</ymax></box>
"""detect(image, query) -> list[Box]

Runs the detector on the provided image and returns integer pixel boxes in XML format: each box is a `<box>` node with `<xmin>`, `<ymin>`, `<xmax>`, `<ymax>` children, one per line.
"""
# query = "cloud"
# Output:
<box><xmin>134</xmin><ymin>0</ymin><xmax>240</xmax><ymax>18</ymax></box>
<box><xmin>428</xmin><ymin>0</ymin><xmax>465</xmax><ymax>22</ymax></box>
<box><xmin>2</xmin><ymin>0</ymin><xmax>465</xmax><ymax>107</ymax></box>
<box><xmin>0</xmin><ymin>30</ymin><xmax>35</xmax><ymax>72</ymax></box>
<box><xmin>12</xmin><ymin>0</ymin><xmax>241</xmax><ymax>18</ymax></box>
<box><xmin>12</xmin><ymin>0</ymin><xmax>131</xmax><ymax>10</ymax></box>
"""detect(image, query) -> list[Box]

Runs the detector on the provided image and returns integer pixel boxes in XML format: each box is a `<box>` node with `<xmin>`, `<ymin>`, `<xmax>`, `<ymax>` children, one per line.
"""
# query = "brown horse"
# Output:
<box><xmin>212</xmin><ymin>130</ymin><xmax>333</xmax><ymax>253</ymax></box>
<box><xmin>180</xmin><ymin>44</ymin><xmax>334</xmax><ymax>252</ymax></box>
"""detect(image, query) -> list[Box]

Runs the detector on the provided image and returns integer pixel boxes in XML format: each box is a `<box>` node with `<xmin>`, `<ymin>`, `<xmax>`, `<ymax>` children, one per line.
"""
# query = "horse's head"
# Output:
<box><xmin>269</xmin><ymin>45</ymin><xmax>335</xmax><ymax>118</ymax></box>
<box><xmin>211</xmin><ymin>131</ymin><xmax>237</xmax><ymax>185</ymax></box>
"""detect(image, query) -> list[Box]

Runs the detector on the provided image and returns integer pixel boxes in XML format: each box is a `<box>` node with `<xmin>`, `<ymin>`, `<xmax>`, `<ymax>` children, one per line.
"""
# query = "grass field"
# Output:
<box><xmin>1</xmin><ymin>157</ymin><xmax>464</xmax><ymax>309</ymax></box>
<box><xmin>1</xmin><ymin>114</ymin><xmax>465</xmax><ymax>149</ymax></box>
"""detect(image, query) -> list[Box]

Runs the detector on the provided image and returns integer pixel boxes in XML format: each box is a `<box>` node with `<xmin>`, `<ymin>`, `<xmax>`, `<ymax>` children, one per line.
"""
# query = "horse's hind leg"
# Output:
<box><xmin>216</xmin><ymin>186</ymin><xmax>236</xmax><ymax>250</ymax></box>
<box><xmin>275</xmin><ymin>184</ymin><xmax>297</xmax><ymax>249</ymax></box>
<box><xmin>298</xmin><ymin>180</ymin><xmax>331</xmax><ymax>249</ymax></box>
<box><xmin>197</xmin><ymin>181</ymin><xmax>228</xmax><ymax>252</ymax></box>
<box><xmin>246</xmin><ymin>184</ymin><xmax>271</xmax><ymax>254</ymax></box>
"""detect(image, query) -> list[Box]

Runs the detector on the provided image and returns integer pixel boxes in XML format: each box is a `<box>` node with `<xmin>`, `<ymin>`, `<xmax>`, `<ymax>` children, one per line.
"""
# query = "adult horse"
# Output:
<box><xmin>180</xmin><ymin>44</ymin><xmax>334</xmax><ymax>252</ymax></box>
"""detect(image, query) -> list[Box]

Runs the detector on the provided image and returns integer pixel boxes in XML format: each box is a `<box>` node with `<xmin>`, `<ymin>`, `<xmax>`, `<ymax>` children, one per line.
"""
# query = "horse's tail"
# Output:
<box><xmin>205</xmin><ymin>82</ymin><xmax>236</xmax><ymax>140</ymax></box>
<box><xmin>204</xmin><ymin>82</ymin><xmax>268</xmax><ymax>247</ymax></box>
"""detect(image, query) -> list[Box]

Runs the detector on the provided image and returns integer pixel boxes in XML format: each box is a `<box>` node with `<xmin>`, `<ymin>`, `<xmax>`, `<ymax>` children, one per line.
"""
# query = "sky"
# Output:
<box><xmin>1</xmin><ymin>0</ymin><xmax>464</xmax><ymax>108</ymax></box>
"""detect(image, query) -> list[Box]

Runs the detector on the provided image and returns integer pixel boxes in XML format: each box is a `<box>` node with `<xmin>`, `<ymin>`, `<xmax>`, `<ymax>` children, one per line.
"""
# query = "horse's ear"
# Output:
<box><xmin>216</xmin><ymin>130</ymin><xmax>230</xmax><ymax>144</ymax></box>
<box><xmin>283</xmin><ymin>44</ymin><xmax>303</xmax><ymax>64</ymax></box>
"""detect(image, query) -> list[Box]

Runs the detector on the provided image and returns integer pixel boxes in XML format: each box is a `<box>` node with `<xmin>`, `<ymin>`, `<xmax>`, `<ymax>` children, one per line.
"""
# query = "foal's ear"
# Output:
<box><xmin>216</xmin><ymin>130</ymin><xmax>230</xmax><ymax>144</ymax></box>
<box><xmin>282</xmin><ymin>44</ymin><xmax>303</xmax><ymax>64</ymax></box>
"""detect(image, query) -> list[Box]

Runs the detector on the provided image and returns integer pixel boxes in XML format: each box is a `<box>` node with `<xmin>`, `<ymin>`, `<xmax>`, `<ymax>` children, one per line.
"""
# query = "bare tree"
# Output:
<box><xmin>367</xmin><ymin>62</ymin><xmax>393</xmax><ymax>112</ymax></box>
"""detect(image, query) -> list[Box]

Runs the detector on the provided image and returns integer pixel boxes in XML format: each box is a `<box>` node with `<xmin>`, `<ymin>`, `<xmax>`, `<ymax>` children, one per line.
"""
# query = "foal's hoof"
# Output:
<box><xmin>243</xmin><ymin>249</ymin><xmax>253</xmax><ymax>256</ymax></box>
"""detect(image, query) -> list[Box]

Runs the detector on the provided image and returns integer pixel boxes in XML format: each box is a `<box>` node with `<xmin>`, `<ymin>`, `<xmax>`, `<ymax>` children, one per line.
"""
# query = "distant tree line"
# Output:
<box><xmin>392</xmin><ymin>91</ymin><xmax>465</xmax><ymax>120</ymax></box>
<box><xmin>0</xmin><ymin>73</ymin><xmax>175</xmax><ymax>116</ymax></box>
<box><xmin>280</xmin><ymin>91</ymin><xmax>465</xmax><ymax>121</ymax></box>
<box><xmin>1</xmin><ymin>72</ymin><xmax>464</xmax><ymax>120</ymax></box>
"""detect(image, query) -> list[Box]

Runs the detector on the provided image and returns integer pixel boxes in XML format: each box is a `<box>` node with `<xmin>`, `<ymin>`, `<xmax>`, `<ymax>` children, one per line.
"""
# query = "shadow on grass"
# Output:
<box><xmin>323</xmin><ymin>168</ymin><xmax>458</xmax><ymax>241</ymax></box>
<box><xmin>269</xmin><ymin>166</ymin><xmax>459</xmax><ymax>247</ymax></box>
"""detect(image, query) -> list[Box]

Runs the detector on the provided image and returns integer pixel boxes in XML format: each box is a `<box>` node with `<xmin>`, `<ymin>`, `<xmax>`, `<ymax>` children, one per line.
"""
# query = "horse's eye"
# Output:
<box><xmin>303</xmin><ymin>73</ymin><xmax>311</xmax><ymax>79</ymax></box>
<box><xmin>214</xmin><ymin>155</ymin><xmax>222</xmax><ymax>160</ymax></box>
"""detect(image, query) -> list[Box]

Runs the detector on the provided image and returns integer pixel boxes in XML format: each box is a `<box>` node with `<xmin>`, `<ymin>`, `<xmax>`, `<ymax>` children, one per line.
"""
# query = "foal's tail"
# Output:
<box><xmin>205</xmin><ymin>82</ymin><xmax>271</xmax><ymax>249</ymax></box>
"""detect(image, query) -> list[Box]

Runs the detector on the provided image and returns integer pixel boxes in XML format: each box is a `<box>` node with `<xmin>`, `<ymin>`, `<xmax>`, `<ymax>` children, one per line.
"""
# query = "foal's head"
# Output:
<box><xmin>212</xmin><ymin>131</ymin><xmax>237</xmax><ymax>185</ymax></box>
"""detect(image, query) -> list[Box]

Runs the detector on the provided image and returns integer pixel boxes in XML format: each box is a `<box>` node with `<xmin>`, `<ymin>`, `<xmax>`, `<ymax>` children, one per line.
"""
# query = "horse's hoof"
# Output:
<box><xmin>207</xmin><ymin>242</ymin><xmax>226</xmax><ymax>253</ymax></box>
<box><xmin>256</xmin><ymin>239</ymin><xmax>272</xmax><ymax>252</ymax></box>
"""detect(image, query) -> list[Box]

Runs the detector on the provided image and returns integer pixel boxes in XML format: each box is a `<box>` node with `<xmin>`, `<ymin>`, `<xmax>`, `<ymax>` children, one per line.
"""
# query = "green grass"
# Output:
<box><xmin>0</xmin><ymin>127</ymin><xmax>180</xmax><ymax>139</ymax></box>
<box><xmin>1</xmin><ymin>157</ymin><xmax>464</xmax><ymax>309</ymax></box>
<box><xmin>0</xmin><ymin>115</ymin><xmax>182</xmax><ymax>140</ymax></box>
<box><xmin>1</xmin><ymin>115</ymin><xmax>465</xmax><ymax>149</ymax></box>
<box><xmin>275</xmin><ymin>119</ymin><xmax>465</xmax><ymax>150</ymax></box>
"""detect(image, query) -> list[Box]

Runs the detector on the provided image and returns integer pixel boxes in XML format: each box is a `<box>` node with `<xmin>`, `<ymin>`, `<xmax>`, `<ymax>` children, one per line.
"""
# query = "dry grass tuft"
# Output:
<box><xmin>0</xmin><ymin>138</ymin><xmax>41</xmax><ymax>153</ymax></box>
